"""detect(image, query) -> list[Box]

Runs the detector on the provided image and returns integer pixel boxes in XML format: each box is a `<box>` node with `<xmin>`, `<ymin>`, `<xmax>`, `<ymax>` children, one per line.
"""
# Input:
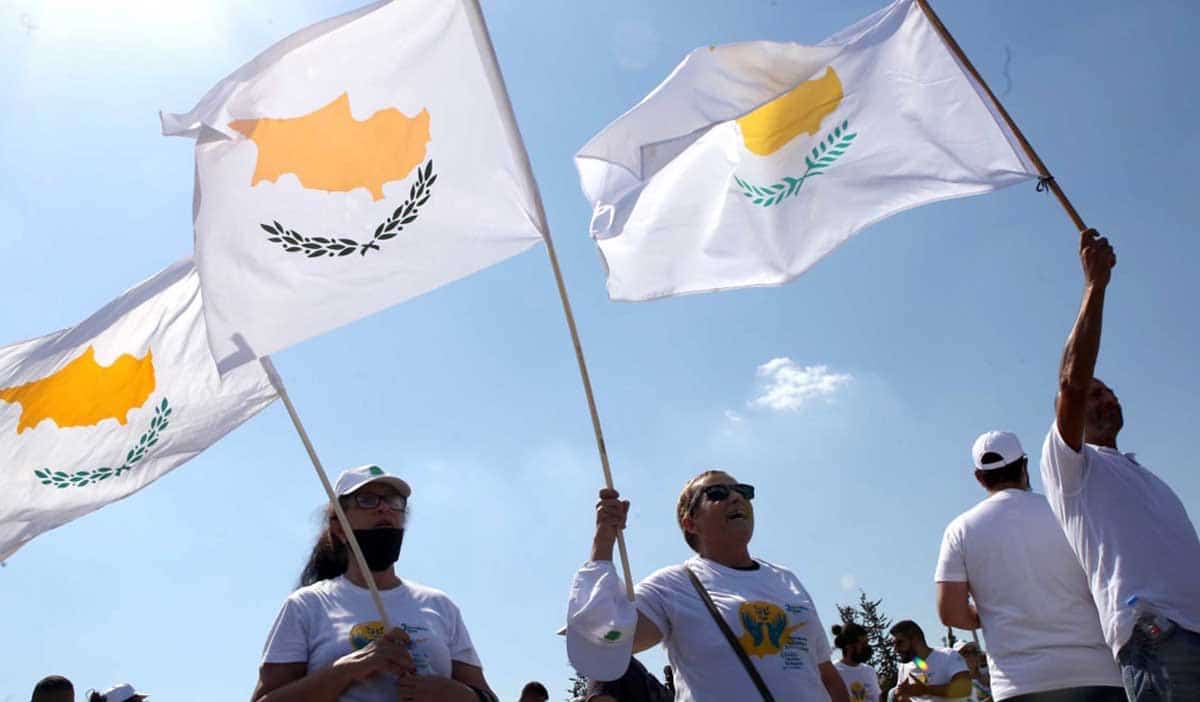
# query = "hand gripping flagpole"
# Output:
<box><xmin>915</xmin><ymin>0</ymin><xmax>1087</xmax><ymax>232</ymax></box>
<box><xmin>461</xmin><ymin>0</ymin><xmax>636</xmax><ymax>600</ymax></box>
<box><xmin>260</xmin><ymin>355</ymin><xmax>392</xmax><ymax>628</ymax></box>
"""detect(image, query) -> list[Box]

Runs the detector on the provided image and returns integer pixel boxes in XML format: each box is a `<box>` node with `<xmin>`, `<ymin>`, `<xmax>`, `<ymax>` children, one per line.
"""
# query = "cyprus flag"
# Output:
<box><xmin>162</xmin><ymin>0</ymin><xmax>546</xmax><ymax>369</ymax></box>
<box><xmin>0</xmin><ymin>261</ymin><xmax>277</xmax><ymax>560</ymax></box>
<box><xmin>576</xmin><ymin>0</ymin><xmax>1038</xmax><ymax>301</ymax></box>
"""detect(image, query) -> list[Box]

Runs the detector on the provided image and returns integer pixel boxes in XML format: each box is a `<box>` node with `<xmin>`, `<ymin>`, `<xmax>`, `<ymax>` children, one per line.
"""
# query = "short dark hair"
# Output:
<box><xmin>31</xmin><ymin>676</ymin><xmax>74</xmax><ymax>700</ymax></box>
<box><xmin>890</xmin><ymin>619</ymin><xmax>925</xmax><ymax>642</ymax></box>
<box><xmin>520</xmin><ymin>681</ymin><xmax>549</xmax><ymax>698</ymax></box>
<box><xmin>976</xmin><ymin>455</ymin><xmax>1026</xmax><ymax>489</ymax></box>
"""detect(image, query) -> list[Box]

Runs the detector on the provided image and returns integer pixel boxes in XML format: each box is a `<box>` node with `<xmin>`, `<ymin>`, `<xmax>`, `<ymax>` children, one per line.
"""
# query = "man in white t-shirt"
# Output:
<box><xmin>891</xmin><ymin>620</ymin><xmax>970</xmax><ymax>701</ymax></box>
<box><xmin>935</xmin><ymin>430</ymin><xmax>1123</xmax><ymax>701</ymax></box>
<box><xmin>565</xmin><ymin>470</ymin><xmax>850</xmax><ymax>702</ymax></box>
<box><xmin>1041</xmin><ymin>229</ymin><xmax>1200</xmax><ymax>701</ymax></box>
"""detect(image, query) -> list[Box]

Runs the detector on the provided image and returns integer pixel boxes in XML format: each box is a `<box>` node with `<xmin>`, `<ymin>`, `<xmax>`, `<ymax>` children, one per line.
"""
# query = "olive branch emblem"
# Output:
<box><xmin>735</xmin><ymin>121</ymin><xmax>857</xmax><ymax>207</ymax></box>
<box><xmin>33</xmin><ymin>397</ymin><xmax>172</xmax><ymax>489</ymax></box>
<box><xmin>261</xmin><ymin>160</ymin><xmax>437</xmax><ymax>257</ymax></box>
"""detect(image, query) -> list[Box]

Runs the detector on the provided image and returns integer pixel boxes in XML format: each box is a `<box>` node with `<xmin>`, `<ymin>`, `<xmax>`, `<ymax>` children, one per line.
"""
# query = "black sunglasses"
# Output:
<box><xmin>690</xmin><ymin>483</ymin><xmax>755</xmax><ymax>512</ymax></box>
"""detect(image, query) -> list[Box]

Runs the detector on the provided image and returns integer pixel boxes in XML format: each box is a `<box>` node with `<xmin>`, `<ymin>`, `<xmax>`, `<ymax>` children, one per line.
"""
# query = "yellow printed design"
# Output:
<box><xmin>738</xmin><ymin>601</ymin><xmax>802</xmax><ymax>658</ymax></box>
<box><xmin>349</xmin><ymin>620</ymin><xmax>386</xmax><ymax>650</ymax></box>
<box><xmin>737</xmin><ymin>67</ymin><xmax>843</xmax><ymax>156</ymax></box>
<box><xmin>230</xmin><ymin>93</ymin><xmax>431</xmax><ymax>201</ymax></box>
<box><xmin>850</xmin><ymin>680</ymin><xmax>867</xmax><ymax>702</ymax></box>
<box><xmin>0</xmin><ymin>346</ymin><xmax>156</xmax><ymax>434</ymax></box>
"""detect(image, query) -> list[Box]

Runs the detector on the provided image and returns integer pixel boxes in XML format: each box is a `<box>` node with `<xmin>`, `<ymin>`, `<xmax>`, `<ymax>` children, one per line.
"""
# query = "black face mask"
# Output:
<box><xmin>351</xmin><ymin>528</ymin><xmax>404</xmax><ymax>571</ymax></box>
<box><xmin>853</xmin><ymin>644</ymin><xmax>874</xmax><ymax>664</ymax></box>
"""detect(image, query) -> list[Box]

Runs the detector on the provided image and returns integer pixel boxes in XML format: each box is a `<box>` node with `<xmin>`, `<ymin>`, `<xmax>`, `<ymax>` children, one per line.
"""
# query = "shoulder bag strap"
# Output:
<box><xmin>684</xmin><ymin>566</ymin><xmax>775</xmax><ymax>702</ymax></box>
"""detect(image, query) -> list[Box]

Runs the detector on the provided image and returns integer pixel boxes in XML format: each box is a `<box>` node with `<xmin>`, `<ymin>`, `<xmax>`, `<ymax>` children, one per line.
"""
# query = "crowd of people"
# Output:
<box><xmin>24</xmin><ymin>232</ymin><xmax>1199</xmax><ymax>701</ymax></box>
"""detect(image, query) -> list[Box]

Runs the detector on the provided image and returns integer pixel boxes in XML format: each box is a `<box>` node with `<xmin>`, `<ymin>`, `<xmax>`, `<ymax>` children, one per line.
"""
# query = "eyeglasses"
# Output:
<box><xmin>689</xmin><ymin>483</ymin><xmax>755</xmax><ymax>512</ymax></box>
<box><xmin>349</xmin><ymin>492</ymin><xmax>407</xmax><ymax>511</ymax></box>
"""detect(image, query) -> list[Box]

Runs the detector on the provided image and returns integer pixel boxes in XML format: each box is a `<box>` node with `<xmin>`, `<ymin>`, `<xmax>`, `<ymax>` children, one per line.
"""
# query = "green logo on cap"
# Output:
<box><xmin>368</xmin><ymin>465</ymin><xmax>383</xmax><ymax>476</ymax></box>
<box><xmin>604</xmin><ymin>630</ymin><xmax>622</xmax><ymax>641</ymax></box>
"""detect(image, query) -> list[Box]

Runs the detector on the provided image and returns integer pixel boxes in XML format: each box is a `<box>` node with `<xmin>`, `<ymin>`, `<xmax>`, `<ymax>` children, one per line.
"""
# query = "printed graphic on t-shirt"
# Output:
<box><xmin>736</xmin><ymin>600</ymin><xmax>813</xmax><ymax>672</ymax></box>
<box><xmin>849</xmin><ymin>680</ymin><xmax>867</xmax><ymax>701</ymax></box>
<box><xmin>347</xmin><ymin>620</ymin><xmax>436</xmax><ymax>675</ymax></box>
<box><xmin>349</xmin><ymin>620</ymin><xmax>386</xmax><ymax>649</ymax></box>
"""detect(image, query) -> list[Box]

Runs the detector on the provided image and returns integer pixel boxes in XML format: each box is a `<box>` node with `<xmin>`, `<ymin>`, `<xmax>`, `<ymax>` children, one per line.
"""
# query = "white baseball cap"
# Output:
<box><xmin>971</xmin><ymin>431</ymin><xmax>1025</xmax><ymax>471</ymax></box>
<box><xmin>564</xmin><ymin>567</ymin><xmax>637</xmax><ymax>681</ymax></box>
<box><xmin>334</xmin><ymin>464</ymin><xmax>412</xmax><ymax>498</ymax></box>
<box><xmin>91</xmin><ymin>684</ymin><xmax>148</xmax><ymax>702</ymax></box>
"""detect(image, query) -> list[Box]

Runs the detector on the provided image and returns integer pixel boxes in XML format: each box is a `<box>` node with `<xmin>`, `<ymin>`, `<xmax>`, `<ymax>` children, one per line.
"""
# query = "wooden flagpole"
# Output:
<box><xmin>461</xmin><ymin>0</ymin><xmax>636</xmax><ymax>600</ymax></box>
<box><xmin>915</xmin><ymin>0</ymin><xmax>1087</xmax><ymax>232</ymax></box>
<box><xmin>260</xmin><ymin>356</ymin><xmax>392</xmax><ymax>628</ymax></box>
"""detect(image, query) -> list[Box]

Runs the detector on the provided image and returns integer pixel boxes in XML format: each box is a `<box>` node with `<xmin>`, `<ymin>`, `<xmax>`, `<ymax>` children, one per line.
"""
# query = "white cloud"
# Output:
<box><xmin>749</xmin><ymin>358</ymin><xmax>852</xmax><ymax>412</ymax></box>
<box><xmin>840</xmin><ymin>573</ymin><xmax>858</xmax><ymax>591</ymax></box>
<box><xmin>724</xmin><ymin>410</ymin><xmax>744</xmax><ymax>425</ymax></box>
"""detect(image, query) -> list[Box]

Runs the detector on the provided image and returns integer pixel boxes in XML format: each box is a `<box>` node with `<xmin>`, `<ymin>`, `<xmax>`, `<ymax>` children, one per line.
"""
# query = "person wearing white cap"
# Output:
<box><xmin>85</xmin><ymin>683</ymin><xmax>147</xmax><ymax>702</ymax></box>
<box><xmin>251</xmin><ymin>464</ymin><xmax>497</xmax><ymax>702</ymax></box>
<box><xmin>934</xmin><ymin>430</ymin><xmax>1123</xmax><ymax>701</ymax></box>
<box><xmin>951</xmin><ymin>640</ymin><xmax>993</xmax><ymax>702</ymax></box>
<box><xmin>1042</xmin><ymin>229</ymin><xmax>1200</xmax><ymax>702</ymax></box>
<box><xmin>566</xmin><ymin>469</ymin><xmax>849</xmax><ymax>702</ymax></box>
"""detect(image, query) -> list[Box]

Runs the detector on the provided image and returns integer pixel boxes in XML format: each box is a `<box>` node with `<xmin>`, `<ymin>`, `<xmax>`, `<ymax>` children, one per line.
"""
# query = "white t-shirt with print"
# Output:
<box><xmin>835</xmin><ymin>660</ymin><xmax>881</xmax><ymax>702</ymax></box>
<box><xmin>635</xmin><ymin>556</ymin><xmax>833</xmax><ymax>702</ymax></box>
<box><xmin>934</xmin><ymin>489</ymin><xmax>1121</xmax><ymax>699</ymax></box>
<box><xmin>262</xmin><ymin>575</ymin><xmax>481</xmax><ymax>702</ymax></box>
<box><xmin>895</xmin><ymin>648</ymin><xmax>969</xmax><ymax>702</ymax></box>
<box><xmin>1040</xmin><ymin>422</ymin><xmax>1200</xmax><ymax>656</ymax></box>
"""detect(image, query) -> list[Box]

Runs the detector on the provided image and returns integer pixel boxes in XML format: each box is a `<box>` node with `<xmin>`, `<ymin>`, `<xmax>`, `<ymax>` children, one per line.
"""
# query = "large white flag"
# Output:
<box><xmin>576</xmin><ymin>0</ymin><xmax>1037</xmax><ymax>301</ymax></box>
<box><xmin>0</xmin><ymin>261</ymin><xmax>277</xmax><ymax>560</ymax></box>
<box><xmin>163</xmin><ymin>0</ymin><xmax>546</xmax><ymax>370</ymax></box>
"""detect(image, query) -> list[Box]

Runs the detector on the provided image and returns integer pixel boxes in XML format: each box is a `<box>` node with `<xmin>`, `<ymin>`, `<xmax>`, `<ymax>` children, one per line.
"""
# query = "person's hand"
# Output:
<box><xmin>1079</xmin><ymin>228</ymin><xmax>1115</xmax><ymax>288</ymax></box>
<box><xmin>333</xmin><ymin>627</ymin><xmax>416</xmax><ymax>681</ymax></box>
<box><xmin>395</xmin><ymin>675</ymin><xmax>476</xmax><ymax>702</ymax></box>
<box><xmin>895</xmin><ymin>677</ymin><xmax>927</xmax><ymax>699</ymax></box>
<box><xmin>593</xmin><ymin>487</ymin><xmax>630</xmax><ymax>552</ymax></box>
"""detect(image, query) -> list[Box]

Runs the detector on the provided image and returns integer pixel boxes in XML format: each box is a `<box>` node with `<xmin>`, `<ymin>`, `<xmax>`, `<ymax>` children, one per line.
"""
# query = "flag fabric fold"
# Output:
<box><xmin>163</xmin><ymin>0</ymin><xmax>546</xmax><ymax>370</ymax></box>
<box><xmin>576</xmin><ymin>0</ymin><xmax>1038</xmax><ymax>302</ymax></box>
<box><xmin>0</xmin><ymin>260</ymin><xmax>277</xmax><ymax>560</ymax></box>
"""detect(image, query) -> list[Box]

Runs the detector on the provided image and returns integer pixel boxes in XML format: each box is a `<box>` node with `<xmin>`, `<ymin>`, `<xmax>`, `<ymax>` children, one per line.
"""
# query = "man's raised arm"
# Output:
<box><xmin>1055</xmin><ymin>228</ymin><xmax>1116</xmax><ymax>451</ymax></box>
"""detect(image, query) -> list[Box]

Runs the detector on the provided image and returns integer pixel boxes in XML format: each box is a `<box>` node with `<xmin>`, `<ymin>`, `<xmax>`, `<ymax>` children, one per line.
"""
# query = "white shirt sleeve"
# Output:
<box><xmin>934</xmin><ymin>520</ymin><xmax>967</xmax><ymax>582</ymax></box>
<box><xmin>261</xmin><ymin>594</ymin><xmax>311</xmax><ymax>664</ymax></box>
<box><xmin>868</xmin><ymin>667</ymin><xmax>882</xmax><ymax>699</ymax></box>
<box><xmin>632</xmin><ymin>568</ymin><xmax>673</xmax><ymax>642</ymax></box>
<box><xmin>1040</xmin><ymin>421</ymin><xmax>1087</xmax><ymax>501</ymax></box>
<box><xmin>942</xmin><ymin>650</ymin><xmax>970</xmax><ymax>680</ymax></box>
<box><xmin>802</xmin><ymin>585</ymin><xmax>833</xmax><ymax>663</ymax></box>
<box><xmin>444</xmin><ymin>598</ymin><xmax>482</xmax><ymax>667</ymax></box>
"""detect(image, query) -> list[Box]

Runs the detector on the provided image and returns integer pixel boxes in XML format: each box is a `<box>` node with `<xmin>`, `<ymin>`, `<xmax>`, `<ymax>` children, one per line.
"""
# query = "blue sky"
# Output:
<box><xmin>2</xmin><ymin>0</ymin><xmax>1198</xmax><ymax>700</ymax></box>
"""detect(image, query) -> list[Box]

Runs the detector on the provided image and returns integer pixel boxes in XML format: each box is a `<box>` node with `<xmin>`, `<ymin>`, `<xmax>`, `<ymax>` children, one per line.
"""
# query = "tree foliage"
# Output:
<box><xmin>838</xmin><ymin>590</ymin><xmax>899</xmax><ymax>700</ymax></box>
<box><xmin>566</xmin><ymin>670</ymin><xmax>589</xmax><ymax>701</ymax></box>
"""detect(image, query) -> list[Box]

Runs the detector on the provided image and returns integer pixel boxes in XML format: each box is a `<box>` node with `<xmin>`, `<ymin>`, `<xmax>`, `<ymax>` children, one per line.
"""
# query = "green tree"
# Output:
<box><xmin>838</xmin><ymin>590</ymin><xmax>899</xmax><ymax>701</ymax></box>
<box><xmin>566</xmin><ymin>670</ymin><xmax>588</xmax><ymax>701</ymax></box>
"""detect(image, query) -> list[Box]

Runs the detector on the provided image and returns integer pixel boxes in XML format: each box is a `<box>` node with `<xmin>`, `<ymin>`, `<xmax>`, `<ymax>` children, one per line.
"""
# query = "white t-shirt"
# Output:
<box><xmin>262</xmin><ymin>576</ymin><xmax>481</xmax><ymax>702</ymax></box>
<box><xmin>834</xmin><ymin>660</ymin><xmax>881</xmax><ymax>702</ymax></box>
<box><xmin>635</xmin><ymin>556</ymin><xmax>833</xmax><ymax>702</ymax></box>
<box><xmin>1040</xmin><ymin>423</ymin><xmax>1200</xmax><ymax>656</ymax></box>
<box><xmin>896</xmin><ymin>648</ymin><xmax>969</xmax><ymax>702</ymax></box>
<box><xmin>935</xmin><ymin>489</ymin><xmax>1121</xmax><ymax>699</ymax></box>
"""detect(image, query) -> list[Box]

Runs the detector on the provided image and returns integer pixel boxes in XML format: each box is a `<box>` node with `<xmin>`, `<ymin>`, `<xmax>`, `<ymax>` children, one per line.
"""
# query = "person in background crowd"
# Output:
<box><xmin>518</xmin><ymin>681</ymin><xmax>550</xmax><ymax>702</ymax></box>
<box><xmin>30</xmin><ymin>676</ymin><xmax>74</xmax><ymax>702</ymax></box>
<box><xmin>251</xmin><ymin>464</ymin><xmax>498</xmax><ymax>702</ymax></box>
<box><xmin>85</xmin><ymin>683</ymin><xmax>147</xmax><ymax>702</ymax></box>
<box><xmin>566</xmin><ymin>470</ymin><xmax>849</xmax><ymax>701</ymax></box>
<box><xmin>833</xmin><ymin>621</ymin><xmax>882</xmax><ymax>702</ymax></box>
<box><xmin>1041</xmin><ymin>229</ymin><xmax>1200</xmax><ymax>702</ymax></box>
<box><xmin>936</xmin><ymin>429</ymin><xmax>1123</xmax><ymax>701</ymax></box>
<box><xmin>891</xmin><ymin>620</ymin><xmax>969</xmax><ymax>702</ymax></box>
<box><xmin>951</xmin><ymin>641</ymin><xmax>992</xmax><ymax>702</ymax></box>
<box><xmin>583</xmin><ymin>656</ymin><xmax>671</xmax><ymax>702</ymax></box>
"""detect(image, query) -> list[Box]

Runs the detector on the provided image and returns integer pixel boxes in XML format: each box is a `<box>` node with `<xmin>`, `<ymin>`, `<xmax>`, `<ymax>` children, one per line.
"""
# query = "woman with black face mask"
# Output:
<box><xmin>251</xmin><ymin>464</ymin><xmax>498</xmax><ymax>702</ymax></box>
<box><xmin>832</xmin><ymin>622</ymin><xmax>881</xmax><ymax>702</ymax></box>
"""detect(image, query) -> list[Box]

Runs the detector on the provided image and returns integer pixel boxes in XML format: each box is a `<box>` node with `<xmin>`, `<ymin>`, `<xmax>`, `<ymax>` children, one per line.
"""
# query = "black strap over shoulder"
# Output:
<box><xmin>684</xmin><ymin>566</ymin><xmax>775</xmax><ymax>702</ymax></box>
